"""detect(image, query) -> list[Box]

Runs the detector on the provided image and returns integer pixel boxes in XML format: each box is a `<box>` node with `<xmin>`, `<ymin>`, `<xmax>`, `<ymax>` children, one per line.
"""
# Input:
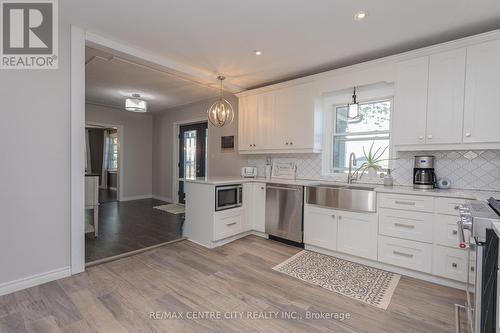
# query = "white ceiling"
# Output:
<box><xmin>85</xmin><ymin>47</ymin><xmax>219</xmax><ymax>112</ymax></box>
<box><xmin>72</xmin><ymin>0</ymin><xmax>500</xmax><ymax>101</ymax></box>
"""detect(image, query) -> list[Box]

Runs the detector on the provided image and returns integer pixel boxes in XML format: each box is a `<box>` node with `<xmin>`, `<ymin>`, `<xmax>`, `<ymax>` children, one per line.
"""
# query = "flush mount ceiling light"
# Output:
<box><xmin>354</xmin><ymin>11</ymin><xmax>368</xmax><ymax>21</ymax></box>
<box><xmin>125</xmin><ymin>94</ymin><xmax>147</xmax><ymax>112</ymax></box>
<box><xmin>254</xmin><ymin>50</ymin><xmax>262</xmax><ymax>56</ymax></box>
<box><xmin>348</xmin><ymin>87</ymin><xmax>359</xmax><ymax>119</ymax></box>
<box><xmin>207</xmin><ymin>76</ymin><xmax>234</xmax><ymax>128</ymax></box>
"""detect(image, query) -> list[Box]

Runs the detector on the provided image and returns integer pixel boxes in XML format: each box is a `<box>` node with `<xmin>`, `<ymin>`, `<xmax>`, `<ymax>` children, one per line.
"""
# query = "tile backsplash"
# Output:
<box><xmin>247</xmin><ymin>150</ymin><xmax>500</xmax><ymax>191</ymax></box>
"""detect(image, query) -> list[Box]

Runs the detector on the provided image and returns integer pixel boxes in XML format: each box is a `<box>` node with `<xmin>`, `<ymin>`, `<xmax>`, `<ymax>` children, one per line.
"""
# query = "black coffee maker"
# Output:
<box><xmin>413</xmin><ymin>156</ymin><xmax>436</xmax><ymax>189</ymax></box>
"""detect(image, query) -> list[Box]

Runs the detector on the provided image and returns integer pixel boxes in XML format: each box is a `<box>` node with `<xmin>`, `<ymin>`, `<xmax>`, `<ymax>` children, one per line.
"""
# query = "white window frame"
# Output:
<box><xmin>331</xmin><ymin>98</ymin><xmax>393</xmax><ymax>174</ymax></box>
<box><xmin>321</xmin><ymin>84</ymin><xmax>395</xmax><ymax>177</ymax></box>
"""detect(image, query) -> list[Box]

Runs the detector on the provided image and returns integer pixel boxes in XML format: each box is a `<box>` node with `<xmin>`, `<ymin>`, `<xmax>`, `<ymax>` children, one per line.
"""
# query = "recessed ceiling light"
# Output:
<box><xmin>354</xmin><ymin>11</ymin><xmax>368</xmax><ymax>21</ymax></box>
<box><xmin>254</xmin><ymin>50</ymin><xmax>262</xmax><ymax>56</ymax></box>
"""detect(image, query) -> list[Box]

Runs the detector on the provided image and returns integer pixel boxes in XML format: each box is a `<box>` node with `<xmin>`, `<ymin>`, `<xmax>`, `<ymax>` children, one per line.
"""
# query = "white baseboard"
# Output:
<box><xmin>0</xmin><ymin>266</ymin><xmax>71</xmax><ymax>296</ymax></box>
<box><xmin>152</xmin><ymin>195</ymin><xmax>173</xmax><ymax>203</ymax></box>
<box><xmin>119</xmin><ymin>194</ymin><xmax>153</xmax><ymax>202</ymax></box>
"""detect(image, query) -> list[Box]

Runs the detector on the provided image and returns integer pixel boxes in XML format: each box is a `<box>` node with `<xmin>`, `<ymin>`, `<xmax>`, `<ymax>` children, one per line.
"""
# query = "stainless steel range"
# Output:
<box><xmin>458</xmin><ymin>198</ymin><xmax>500</xmax><ymax>333</ymax></box>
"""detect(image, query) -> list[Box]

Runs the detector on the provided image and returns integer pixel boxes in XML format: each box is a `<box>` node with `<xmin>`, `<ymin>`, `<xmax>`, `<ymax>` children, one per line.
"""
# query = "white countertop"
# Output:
<box><xmin>182</xmin><ymin>176</ymin><xmax>500</xmax><ymax>200</ymax></box>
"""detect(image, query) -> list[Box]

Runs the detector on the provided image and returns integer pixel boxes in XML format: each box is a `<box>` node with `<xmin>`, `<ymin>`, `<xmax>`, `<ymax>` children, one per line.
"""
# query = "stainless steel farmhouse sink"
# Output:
<box><xmin>305</xmin><ymin>184</ymin><xmax>377</xmax><ymax>213</ymax></box>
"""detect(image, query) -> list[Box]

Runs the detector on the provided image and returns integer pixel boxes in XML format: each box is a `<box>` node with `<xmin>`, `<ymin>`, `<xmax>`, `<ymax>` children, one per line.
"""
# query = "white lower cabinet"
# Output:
<box><xmin>433</xmin><ymin>214</ymin><xmax>462</xmax><ymax>248</ymax></box>
<box><xmin>378</xmin><ymin>235</ymin><xmax>433</xmax><ymax>273</ymax></box>
<box><xmin>214</xmin><ymin>208</ymin><xmax>245</xmax><ymax>241</ymax></box>
<box><xmin>432</xmin><ymin>245</ymin><xmax>470</xmax><ymax>282</ymax></box>
<box><xmin>243</xmin><ymin>182</ymin><xmax>266</xmax><ymax>233</ymax></box>
<box><xmin>251</xmin><ymin>183</ymin><xmax>266</xmax><ymax>233</ymax></box>
<box><xmin>304</xmin><ymin>205</ymin><xmax>337</xmax><ymax>251</ymax></box>
<box><xmin>337</xmin><ymin>211</ymin><xmax>378</xmax><ymax>260</ymax></box>
<box><xmin>302</xmin><ymin>193</ymin><xmax>474</xmax><ymax>285</ymax></box>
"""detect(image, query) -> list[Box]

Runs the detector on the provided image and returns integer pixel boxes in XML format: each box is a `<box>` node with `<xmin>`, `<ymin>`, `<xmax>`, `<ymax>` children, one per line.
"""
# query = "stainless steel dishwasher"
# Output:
<box><xmin>265</xmin><ymin>183</ymin><xmax>304</xmax><ymax>244</ymax></box>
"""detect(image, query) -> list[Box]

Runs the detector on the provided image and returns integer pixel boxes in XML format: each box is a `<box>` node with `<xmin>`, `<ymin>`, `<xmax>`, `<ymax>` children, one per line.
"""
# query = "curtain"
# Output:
<box><xmin>85</xmin><ymin>129</ymin><xmax>91</xmax><ymax>173</ymax></box>
<box><xmin>101</xmin><ymin>130</ymin><xmax>110</xmax><ymax>188</ymax></box>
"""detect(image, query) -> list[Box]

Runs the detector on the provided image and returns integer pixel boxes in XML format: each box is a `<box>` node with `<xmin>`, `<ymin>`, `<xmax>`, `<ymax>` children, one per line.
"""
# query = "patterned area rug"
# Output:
<box><xmin>153</xmin><ymin>204</ymin><xmax>185</xmax><ymax>214</ymax></box>
<box><xmin>273</xmin><ymin>250</ymin><xmax>400</xmax><ymax>310</ymax></box>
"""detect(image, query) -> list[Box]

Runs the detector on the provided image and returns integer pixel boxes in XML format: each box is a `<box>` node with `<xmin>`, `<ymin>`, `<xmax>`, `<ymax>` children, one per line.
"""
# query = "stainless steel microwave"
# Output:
<box><xmin>215</xmin><ymin>184</ymin><xmax>243</xmax><ymax>211</ymax></box>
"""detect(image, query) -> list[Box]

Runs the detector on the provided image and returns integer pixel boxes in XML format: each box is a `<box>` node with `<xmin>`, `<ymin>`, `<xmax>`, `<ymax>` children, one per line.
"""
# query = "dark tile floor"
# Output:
<box><xmin>85</xmin><ymin>198</ymin><xmax>183</xmax><ymax>263</ymax></box>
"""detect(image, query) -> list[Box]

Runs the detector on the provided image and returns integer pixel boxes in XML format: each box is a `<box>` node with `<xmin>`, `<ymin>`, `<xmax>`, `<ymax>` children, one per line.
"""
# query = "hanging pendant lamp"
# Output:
<box><xmin>348</xmin><ymin>87</ymin><xmax>359</xmax><ymax>119</ymax></box>
<box><xmin>208</xmin><ymin>76</ymin><xmax>234</xmax><ymax>127</ymax></box>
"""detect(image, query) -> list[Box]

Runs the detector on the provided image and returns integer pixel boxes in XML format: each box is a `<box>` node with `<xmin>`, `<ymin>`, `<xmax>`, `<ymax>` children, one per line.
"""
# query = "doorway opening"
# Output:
<box><xmin>177</xmin><ymin>121</ymin><xmax>208</xmax><ymax>204</ymax></box>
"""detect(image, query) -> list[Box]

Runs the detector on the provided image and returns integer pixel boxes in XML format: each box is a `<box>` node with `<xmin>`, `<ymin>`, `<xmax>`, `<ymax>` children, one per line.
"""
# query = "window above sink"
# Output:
<box><xmin>321</xmin><ymin>83</ymin><xmax>394</xmax><ymax>177</ymax></box>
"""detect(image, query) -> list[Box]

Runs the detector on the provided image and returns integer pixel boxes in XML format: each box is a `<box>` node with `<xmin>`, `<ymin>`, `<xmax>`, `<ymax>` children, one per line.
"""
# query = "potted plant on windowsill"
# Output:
<box><xmin>353</xmin><ymin>142</ymin><xmax>391</xmax><ymax>179</ymax></box>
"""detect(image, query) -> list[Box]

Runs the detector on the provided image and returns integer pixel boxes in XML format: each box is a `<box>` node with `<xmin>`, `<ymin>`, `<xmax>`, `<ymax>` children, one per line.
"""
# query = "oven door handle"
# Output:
<box><xmin>456</xmin><ymin>218</ymin><xmax>472</xmax><ymax>249</ymax></box>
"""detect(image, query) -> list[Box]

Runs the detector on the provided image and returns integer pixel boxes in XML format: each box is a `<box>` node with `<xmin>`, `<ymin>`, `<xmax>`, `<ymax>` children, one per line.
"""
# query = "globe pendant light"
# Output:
<box><xmin>348</xmin><ymin>87</ymin><xmax>359</xmax><ymax>119</ymax></box>
<box><xmin>208</xmin><ymin>76</ymin><xmax>234</xmax><ymax>127</ymax></box>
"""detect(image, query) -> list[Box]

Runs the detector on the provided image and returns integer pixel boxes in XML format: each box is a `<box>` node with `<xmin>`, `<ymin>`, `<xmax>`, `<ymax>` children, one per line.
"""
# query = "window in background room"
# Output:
<box><xmin>332</xmin><ymin>99</ymin><xmax>391</xmax><ymax>173</ymax></box>
<box><xmin>108</xmin><ymin>132</ymin><xmax>118</xmax><ymax>171</ymax></box>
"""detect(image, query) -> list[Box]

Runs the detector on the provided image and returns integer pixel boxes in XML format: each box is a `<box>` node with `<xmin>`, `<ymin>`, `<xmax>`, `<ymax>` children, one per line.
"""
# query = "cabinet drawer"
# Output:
<box><xmin>214</xmin><ymin>209</ymin><xmax>244</xmax><ymax>241</ymax></box>
<box><xmin>379</xmin><ymin>193</ymin><xmax>434</xmax><ymax>212</ymax></box>
<box><xmin>434</xmin><ymin>214</ymin><xmax>462</xmax><ymax>248</ymax></box>
<box><xmin>379</xmin><ymin>208</ymin><xmax>433</xmax><ymax>243</ymax></box>
<box><xmin>378</xmin><ymin>235</ymin><xmax>432</xmax><ymax>273</ymax></box>
<box><xmin>433</xmin><ymin>245</ymin><xmax>470</xmax><ymax>282</ymax></box>
<box><xmin>435</xmin><ymin>197</ymin><xmax>467</xmax><ymax>216</ymax></box>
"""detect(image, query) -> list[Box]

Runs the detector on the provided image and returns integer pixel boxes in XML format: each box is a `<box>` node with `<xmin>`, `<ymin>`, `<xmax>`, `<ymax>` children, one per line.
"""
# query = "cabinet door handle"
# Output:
<box><xmin>394</xmin><ymin>200</ymin><xmax>416</xmax><ymax>206</ymax></box>
<box><xmin>418</xmin><ymin>136</ymin><xmax>424</xmax><ymax>140</ymax></box>
<box><xmin>454</xmin><ymin>205</ymin><xmax>460</xmax><ymax>210</ymax></box>
<box><xmin>427</xmin><ymin>134</ymin><xmax>433</xmax><ymax>139</ymax></box>
<box><xmin>393</xmin><ymin>251</ymin><xmax>414</xmax><ymax>258</ymax></box>
<box><xmin>285</xmin><ymin>142</ymin><xmax>289</xmax><ymax>145</ymax></box>
<box><xmin>331</xmin><ymin>214</ymin><xmax>335</xmax><ymax>219</ymax></box>
<box><xmin>471</xmin><ymin>267</ymin><xmax>475</xmax><ymax>272</ymax></box>
<box><xmin>465</xmin><ymin>132</ymin><xmax>471</xmax><ymax>137</ymax></box>
<box><xmin>290</xmin><ymin>142</ymin><xmax>293</xmax><ymax>145</ymax></box>
<box><xmin>226</xmin><ymin>222</ymin><xmax>237</xmax><ymax>226</ymax></box>
<box><xmin>452</xmin><ymin>263</ymin><xmax>458</xmax><ymax>268</ymax></box>
<box><xmin>394</xmin><ymin>222</ymin><xmax>415</xmax><ymax>229</ymax></box>
<box><xmin>452</xmin><ymin>230</ymin><xmax>458</xmax><ymax>235</ymax></box>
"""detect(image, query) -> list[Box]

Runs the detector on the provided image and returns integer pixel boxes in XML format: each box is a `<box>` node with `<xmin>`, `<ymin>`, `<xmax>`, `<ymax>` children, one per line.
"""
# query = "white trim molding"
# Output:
<box><xmin>70</xmin><ymin>25</ymin><xmax>86</xmax><ymax>275</ymax></box>
<box><xmin>153</xmin><ymin>195</ymin><xmax>173</xmax><ymax>203</ymax></box>
<box><xmin>120</xmin><ymin>194</ymin><xmax>153</xmax><ymax>202</ymax></box>
<box><xmin>0</xmin><ymin>267</ymin><xmax>71</xmax><ymax>296</ymax></box>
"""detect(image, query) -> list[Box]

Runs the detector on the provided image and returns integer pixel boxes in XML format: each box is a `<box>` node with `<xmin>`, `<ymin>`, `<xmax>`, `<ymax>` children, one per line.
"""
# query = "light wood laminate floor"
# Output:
<box><xmin>0</xmin><ymin>236</ymin><xmax>465</xmax><ymax>332</ymax></box>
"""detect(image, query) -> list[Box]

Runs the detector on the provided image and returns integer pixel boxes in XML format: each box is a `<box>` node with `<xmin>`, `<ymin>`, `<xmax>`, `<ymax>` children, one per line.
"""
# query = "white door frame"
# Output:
<box><xmin>70</xmin><ymin>26</ymin><xmax>86</xmax><ymax>274</ymax></box>
<box><xmin>85</xmin><ymin>122</ymin><xmax>125</xmax><ymax>201</ymax></box>
<box><xmin>71</xmin><ymin>28</ymin><xmax>212</xmax><ymax>274</ymax></box>
<box><xmin>172</xmin><ymin>118</ymin><xmax>208</xmax><ymax>203</ymax></box>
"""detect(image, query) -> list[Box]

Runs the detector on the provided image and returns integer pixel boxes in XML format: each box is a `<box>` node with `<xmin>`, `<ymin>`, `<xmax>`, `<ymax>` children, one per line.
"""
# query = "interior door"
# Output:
<box><xmin>178</xmin><ymin>122</ymin><xmax>208</xmax><ymax>204</ymax></box>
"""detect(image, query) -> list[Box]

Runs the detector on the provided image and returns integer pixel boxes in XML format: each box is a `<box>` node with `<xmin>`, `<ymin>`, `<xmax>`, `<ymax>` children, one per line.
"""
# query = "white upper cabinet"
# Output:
<box><xmin>238</xmin><ymin>92</ymin><xmax>275</xmax><ymax>151</ymax></box>
<box><xmin>463</xmin><ymin>39</ymin><xmax>500</xmax><ymax>143</ymax></box>
<box><xmin>393</xmin><ymin>57</ymin><xmax>429</xmax><ymax>146</ymax></box>
<box><xmin>238</xmin><ymin>94</ymin><xmax>258</xmax><ymax>151</ymax></box>
<box><xmin>237</xmin><ymin>82</ymin><xmax>319</xmax><ymax>153</ymax></box>
<box><xmin>273</xmin><ymin>83</ymin><xmax>315</xmax><ymax>150</ymax></box>
<box><xmin>426</xmin><ymin>48</ymin><xmax>466</xmax><ymax>144</ymax></box>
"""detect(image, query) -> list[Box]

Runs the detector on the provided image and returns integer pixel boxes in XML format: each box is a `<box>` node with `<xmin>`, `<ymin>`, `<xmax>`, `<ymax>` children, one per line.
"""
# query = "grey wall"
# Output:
<box><xmin>152</xmin><ymin>94</ymin><xmax>247</xmax><ymax>201</ymax></box>
<box><xmin>86</xmin><ymin>103</ymin><xmax>153</xmax><ymax>199</ymax></box>
<box><xmin>0</xmin><ymin>19</ymin><xmax>71</xmax><ymax>287</ymax></box>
